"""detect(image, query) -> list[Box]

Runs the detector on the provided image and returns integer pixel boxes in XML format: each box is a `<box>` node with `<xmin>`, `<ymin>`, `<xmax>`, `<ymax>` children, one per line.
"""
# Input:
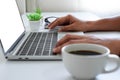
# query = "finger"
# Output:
<box><xmin>48</xmin><ymin>18</ymin><xmax>59</xmax><ymax>29</ymax></box>
<box><xmin>54</xmin><ymin>36</ymin><xmax>102</xmax><ymax>53</ymax></box>
<box><xmin>55</xmin><ymin>34</ymin><xmax>86</xmax><ymax>47</ymax></box>
<box><xmin>53</xmin><ymin>39</ymin><xmax>87</xmax><ymax>53</ymax></box>
<box><xmin>53</xmin><ymin>40</ymin><xmax>71</xmax><ymax>53</ymax></box>
<box><xmin>48</xmin><ymin>15</ymin><xmax>70</xmax><ymax>29</ymax></box>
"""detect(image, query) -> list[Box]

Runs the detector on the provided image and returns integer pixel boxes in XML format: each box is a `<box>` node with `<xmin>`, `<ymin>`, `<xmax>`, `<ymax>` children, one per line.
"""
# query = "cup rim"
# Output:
<box><xmin>62</xmin><ymin>43</ymin><xmax>110</xmax><ymax>57</ymax></box>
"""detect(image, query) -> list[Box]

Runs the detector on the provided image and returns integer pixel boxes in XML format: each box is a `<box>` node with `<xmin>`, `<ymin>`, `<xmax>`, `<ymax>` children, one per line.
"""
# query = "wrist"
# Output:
<box><xmin>100</xmin><ymin>39</ymin><xmax>120</xmax><ymax>56</ymax></box>
<box><xmin>84</xmin><ymin>21</ymin><xmax>96</xmax><ymax>32</ymax></box>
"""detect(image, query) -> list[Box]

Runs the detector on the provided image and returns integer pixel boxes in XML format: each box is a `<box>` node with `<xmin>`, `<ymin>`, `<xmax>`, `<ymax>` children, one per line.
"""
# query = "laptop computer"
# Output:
<box><xmin>0</xmin><ymin>0</ymin><xmax>83</xmax><ymax>60</ymax></box>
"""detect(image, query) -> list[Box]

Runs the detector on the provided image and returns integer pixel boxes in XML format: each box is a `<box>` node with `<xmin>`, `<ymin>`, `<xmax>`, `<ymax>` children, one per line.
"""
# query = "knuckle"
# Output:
<box><xmin>67</xmin><ymin>14</ymin><xmax>72</xmax><ymax>17</ymax></box>
<box><xmin>61</xmin><ymin>27</ymin><xmax>65</xmax><ymax>30</ymax></box>
<box><xmin>65</xmin><ymin>34</ymin><xmax>72</xmax><ymax>39</ymax></box>
<box><xmin>68</xmin><ymin>40</ymin><xmax>75</xmax><ymax>44</ymax></box>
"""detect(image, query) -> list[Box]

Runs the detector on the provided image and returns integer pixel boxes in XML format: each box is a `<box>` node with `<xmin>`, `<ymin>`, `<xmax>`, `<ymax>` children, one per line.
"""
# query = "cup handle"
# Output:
<box><xmin>103</xmin><ymin>54</ymin><xmax>120</xmax><ymax>73</ymax></box>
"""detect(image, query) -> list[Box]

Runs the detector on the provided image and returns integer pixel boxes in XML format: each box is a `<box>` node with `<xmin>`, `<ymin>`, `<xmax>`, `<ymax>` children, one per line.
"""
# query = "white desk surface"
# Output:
<box><xmin>0</xmin><ymin>12</ymin><xmax>120</xmax><ymax>80</ymax></box>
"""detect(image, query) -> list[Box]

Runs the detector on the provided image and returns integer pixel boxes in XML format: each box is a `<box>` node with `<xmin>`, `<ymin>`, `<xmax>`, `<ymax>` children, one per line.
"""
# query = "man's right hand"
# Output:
<box><xmin>53</xmin><ymin>34</ymin><xmax>120</xmax><ymax>56</ymax></box>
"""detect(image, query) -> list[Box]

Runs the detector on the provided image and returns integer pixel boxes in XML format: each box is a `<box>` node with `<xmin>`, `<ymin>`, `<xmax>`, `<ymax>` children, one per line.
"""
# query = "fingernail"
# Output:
<box><xmin>53</xmin><ymin>48</ymin><xmax>57</xmax><ymax>53</ymax></box>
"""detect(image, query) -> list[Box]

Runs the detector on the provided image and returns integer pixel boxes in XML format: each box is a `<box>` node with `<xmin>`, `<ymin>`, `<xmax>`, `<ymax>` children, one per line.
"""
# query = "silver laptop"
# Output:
<box><xmin>0</xmin><ymin>0</ymin><xmax>83</xmax><ymax>60</ymax></box>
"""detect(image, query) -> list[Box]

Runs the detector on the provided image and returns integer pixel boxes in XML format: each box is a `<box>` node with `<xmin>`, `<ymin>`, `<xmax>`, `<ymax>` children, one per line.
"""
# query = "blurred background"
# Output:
<box><xmin>16</xmin><ymin>0</ymin><xmax>120</xmax><ymax>18</ymax></box>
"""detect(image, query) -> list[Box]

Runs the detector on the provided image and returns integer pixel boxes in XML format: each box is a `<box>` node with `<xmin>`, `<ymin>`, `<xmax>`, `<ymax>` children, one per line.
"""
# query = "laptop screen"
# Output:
<box><xmin>0</xmin><ymin>0</ymin><xmax>25</xmax><ymax>53</ymax></box>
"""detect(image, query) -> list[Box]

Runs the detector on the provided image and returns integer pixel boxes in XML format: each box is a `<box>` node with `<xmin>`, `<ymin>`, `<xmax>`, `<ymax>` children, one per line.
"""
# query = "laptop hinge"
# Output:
<box><xmin>5</xmin><ymin>32</ymin><xmax>25</xmax><ymax>55</ymax></box>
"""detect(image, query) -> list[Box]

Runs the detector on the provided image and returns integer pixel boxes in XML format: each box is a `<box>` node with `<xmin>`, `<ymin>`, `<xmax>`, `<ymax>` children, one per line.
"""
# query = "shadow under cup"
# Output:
<box><xmin>62</xmin><ymin>43</ymin><xmax>120</xmax><ymax>80</ymax></box>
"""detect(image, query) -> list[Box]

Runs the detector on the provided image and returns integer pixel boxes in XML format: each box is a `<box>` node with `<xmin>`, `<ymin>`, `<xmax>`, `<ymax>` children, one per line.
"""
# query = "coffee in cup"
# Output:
<box><xmin>62</xmin><ymin>43</ymin><xmax>120</xmax><ymax>80</ymax></box>
<box><xmin>69</xmin><ymin>50</ymin><xmax>102</xmax><ymax>55</ymax></box>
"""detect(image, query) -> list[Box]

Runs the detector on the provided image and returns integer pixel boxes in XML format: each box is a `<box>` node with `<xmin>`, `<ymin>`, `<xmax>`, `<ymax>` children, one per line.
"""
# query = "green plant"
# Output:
<box><xmin>27</xmin><ymin>8</ymin><xmax>42</xmax><ymax>21</ymax></box>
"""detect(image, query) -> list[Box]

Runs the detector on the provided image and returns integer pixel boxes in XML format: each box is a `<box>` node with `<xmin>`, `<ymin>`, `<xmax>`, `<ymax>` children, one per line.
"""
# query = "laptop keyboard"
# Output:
<box><xmin>16</xmin><ymin>32</ymin><xmax>57</xmax><ymax>56</ymax></box>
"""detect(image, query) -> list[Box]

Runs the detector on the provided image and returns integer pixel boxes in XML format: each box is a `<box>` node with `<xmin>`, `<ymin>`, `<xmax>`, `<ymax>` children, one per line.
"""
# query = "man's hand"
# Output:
<box><xmin>48</xmin><ymin>15</ymin><xmax>120</xmax><ymax>56</ymax></box>
<box><xmin>48</xmin><ymin>15</ymin><xmax>91</xmax><ymax>32</ymax></box>
<box><xmin>53</xmin><ymin>34</ymin><xmax>120</xmax><ymax>56</ymax></box>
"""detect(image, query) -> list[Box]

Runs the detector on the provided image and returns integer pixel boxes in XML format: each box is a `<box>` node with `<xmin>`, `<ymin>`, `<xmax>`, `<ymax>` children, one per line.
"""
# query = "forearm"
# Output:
<box><xmin>86</xmin><ymin>16</ymin><xmax>120</xmax><ymax>31</ymax></box>
<box><xmin>100</xmin><ymin>39</ymin><xmax>120</xmax><ymax>56</ymax></box>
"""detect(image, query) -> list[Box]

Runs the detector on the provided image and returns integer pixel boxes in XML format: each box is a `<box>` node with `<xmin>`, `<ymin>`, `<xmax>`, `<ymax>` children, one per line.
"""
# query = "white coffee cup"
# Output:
<box><xmin>62</xmin><ymin>43</ymin><xmax>120</xmax><ymax>80</ymax></box>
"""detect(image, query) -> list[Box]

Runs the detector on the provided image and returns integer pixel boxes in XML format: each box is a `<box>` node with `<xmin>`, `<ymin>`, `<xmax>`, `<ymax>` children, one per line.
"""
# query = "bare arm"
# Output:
<box><xmin>86</xmin><ymin>16</ymin><xmax>120</xmax><ymax>31</ymax></box>
<box><xmin>48</xmin><ymin>15</ymin><xmax>120</xmax><ymax>32</ymax></box>
<box><xmin>48</xmin><ymin>15</ymin><xmax>120</xmax><ymax>56</ymax></box>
